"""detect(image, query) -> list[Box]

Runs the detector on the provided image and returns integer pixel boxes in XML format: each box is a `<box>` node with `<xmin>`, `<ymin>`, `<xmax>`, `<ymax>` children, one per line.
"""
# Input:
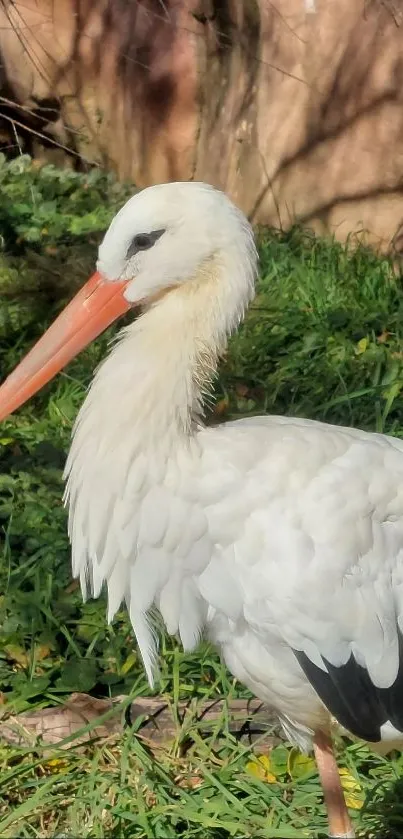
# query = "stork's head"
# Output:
<box><xmin>98</xmin><ymin>181</ymin><xmax>253</xmax><ymax>304</ymax></box>
<box><xmin>0</xmin><ymin>181</ymin><xmax>256</xmax><ymax>421</ymax></box>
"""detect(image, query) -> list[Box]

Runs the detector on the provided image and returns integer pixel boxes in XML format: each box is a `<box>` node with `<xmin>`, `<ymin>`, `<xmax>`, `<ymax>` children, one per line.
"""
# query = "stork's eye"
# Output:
<box><xmin>126</xmin><ymin>229</ymin><xmax>165</xmax><ymax>259</ymax></box>
<box><xmin>132</xmin><ymin>233</ymin><xmax>153</xmax><ymax>250</ymax></box>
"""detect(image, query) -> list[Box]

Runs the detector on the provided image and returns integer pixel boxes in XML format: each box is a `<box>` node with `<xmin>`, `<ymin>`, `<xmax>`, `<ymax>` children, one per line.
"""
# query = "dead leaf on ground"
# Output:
<box><xmin>339</xmin><ymin>767</ymin><xmax>364</xmax><ymax>810</ymax></box>
<box><xmin>377</xmin><ymin>330</ymin><xmax>390</xmax><ymax>344</ymax></box>
<box><xmin>245</xmin><ymin>754</ymin><xmax>277</xmax><ymax>783</ymax></box>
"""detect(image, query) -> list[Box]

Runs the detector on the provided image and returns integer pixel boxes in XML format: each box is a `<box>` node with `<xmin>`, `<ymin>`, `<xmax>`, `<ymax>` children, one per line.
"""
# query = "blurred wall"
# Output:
<box><xmin>0</xmin><ymin>0</ymin><xmax>403</xmax><ymax>251</ymax></box>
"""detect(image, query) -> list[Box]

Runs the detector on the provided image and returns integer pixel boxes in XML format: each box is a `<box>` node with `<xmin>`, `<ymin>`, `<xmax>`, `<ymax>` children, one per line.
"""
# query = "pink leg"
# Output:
<box><xmin>313</xmin><ymin>731</ymin><xmax>355</xmax><ymax>838</ymax></box>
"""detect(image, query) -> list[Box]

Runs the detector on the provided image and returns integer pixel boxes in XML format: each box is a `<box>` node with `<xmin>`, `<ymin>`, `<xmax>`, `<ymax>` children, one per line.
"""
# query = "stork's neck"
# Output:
<box><xmin>72</xmin><ymin>252</ymin><xmax>255</xmax><ymax>456</ymax></box>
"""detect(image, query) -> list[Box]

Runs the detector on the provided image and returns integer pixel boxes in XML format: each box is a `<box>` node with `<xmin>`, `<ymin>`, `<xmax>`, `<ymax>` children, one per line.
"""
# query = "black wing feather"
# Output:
<box><xmin>293</xmin><ymin>630</ymin><xmax>403</xmax><ymax>742</ymax></box>
<box><xmin>378</xmin><ymin>629</ymin><xmax>403</xmax><ymax>733</ymax></box>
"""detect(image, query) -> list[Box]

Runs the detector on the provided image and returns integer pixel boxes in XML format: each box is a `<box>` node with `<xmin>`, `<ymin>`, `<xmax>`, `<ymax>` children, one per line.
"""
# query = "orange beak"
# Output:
<box><xmin>0</xmin><ymin>271</ymin><xmax>131</xmax><ymax>423</ymax></box>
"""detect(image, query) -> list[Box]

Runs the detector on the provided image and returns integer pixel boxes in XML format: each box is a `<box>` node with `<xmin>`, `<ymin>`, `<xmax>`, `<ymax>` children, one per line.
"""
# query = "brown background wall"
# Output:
<box><xmin>0</xmin><ymin>0</ymin><xmax>402</xmax><ymax>251</ymax></box>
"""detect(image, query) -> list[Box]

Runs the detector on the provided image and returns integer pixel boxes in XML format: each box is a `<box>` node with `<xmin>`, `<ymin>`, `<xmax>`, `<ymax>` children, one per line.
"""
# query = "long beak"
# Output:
<box><xmin>0</xmin><ymin>271</ymin><xmax>131</xmax><ymax>422</ymax></box>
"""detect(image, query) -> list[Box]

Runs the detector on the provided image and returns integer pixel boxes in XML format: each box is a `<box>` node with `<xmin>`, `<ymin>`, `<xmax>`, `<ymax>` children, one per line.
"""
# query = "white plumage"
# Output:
<box><xmin>68</xmin><ymin>392</ymin><xmax>403</xmax><ymax>741</ymax></box>
<box><xmin>2</xmin><ymin>181</ymin><xmax>403</xmax><ymax>837</ymax></box>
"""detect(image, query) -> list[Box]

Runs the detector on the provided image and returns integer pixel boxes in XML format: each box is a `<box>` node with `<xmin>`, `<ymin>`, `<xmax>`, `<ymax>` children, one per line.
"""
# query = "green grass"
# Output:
<box><xmin>1</xmin><ymin>163</ymin><xmax>403</xmax><ymax>836</ymax></box>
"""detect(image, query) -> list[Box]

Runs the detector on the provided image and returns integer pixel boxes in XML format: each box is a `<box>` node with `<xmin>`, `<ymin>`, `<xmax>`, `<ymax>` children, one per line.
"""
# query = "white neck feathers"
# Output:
<box><xmin>69</xmin><ymin>245</ymin><xmax>256</xmax><ymax>455</ymax></box>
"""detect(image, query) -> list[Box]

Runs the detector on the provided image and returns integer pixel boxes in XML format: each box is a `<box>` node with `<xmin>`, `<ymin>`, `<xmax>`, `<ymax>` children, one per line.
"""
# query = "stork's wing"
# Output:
<box><xmin>199</xmin><ymin>416</ymin><xmax>403</xmax><ymax>742</ymax></box>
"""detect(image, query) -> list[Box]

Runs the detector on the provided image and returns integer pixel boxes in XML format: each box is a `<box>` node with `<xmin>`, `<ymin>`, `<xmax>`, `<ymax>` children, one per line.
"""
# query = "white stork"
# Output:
<box><xmin>1</xmin><ymin>182</ymin><xmax>403</xmax><ymax>839</ymax></box>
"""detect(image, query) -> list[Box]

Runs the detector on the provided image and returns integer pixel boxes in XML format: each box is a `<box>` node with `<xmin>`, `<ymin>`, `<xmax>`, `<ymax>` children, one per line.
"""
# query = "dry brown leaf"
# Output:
<box><xmin>213</xmin><ymin>398</ymin><xmax>229</xmax><ymax>416</ymax></box>
<box><xmin>175</xmin><ymin>772</ymin><xmax>203</xmax><ymax>789</ymax></box>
